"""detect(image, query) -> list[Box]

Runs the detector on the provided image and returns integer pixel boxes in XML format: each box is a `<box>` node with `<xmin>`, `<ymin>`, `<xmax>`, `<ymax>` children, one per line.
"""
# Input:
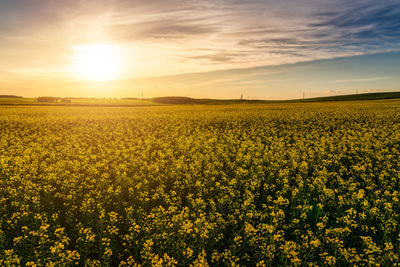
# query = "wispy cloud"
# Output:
<box><xmin>329</xmin><ymin>76</ymin><xmax>393</xmax><ymax>83</ymax></box>
<box><xmin>306</xmin><ymin>76</ymin><xmax>393</xmax><ymax>85</ymax></box>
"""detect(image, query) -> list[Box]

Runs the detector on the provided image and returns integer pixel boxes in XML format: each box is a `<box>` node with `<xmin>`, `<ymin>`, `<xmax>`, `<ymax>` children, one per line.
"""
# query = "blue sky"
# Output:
<box><xmin>0</xmin><ymin>0</ymin><xmax>399</xmax><ymax>98</ymax></box>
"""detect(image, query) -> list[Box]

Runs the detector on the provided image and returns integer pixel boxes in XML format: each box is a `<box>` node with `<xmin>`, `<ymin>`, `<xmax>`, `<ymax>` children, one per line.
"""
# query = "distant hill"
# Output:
<box><xmin>152</xmin><ymin>92</ymin><xmax>400</xmax><ymax>104</ymax></box>
<box><xmin>151</xmin><ymin>96</ymin><xmax>270</xmax><ymax>105</ymax></box>
<box><xmin>292</xmin><ymin>91</ymin><xmax>400</xmax><ymax>102</ymax></box>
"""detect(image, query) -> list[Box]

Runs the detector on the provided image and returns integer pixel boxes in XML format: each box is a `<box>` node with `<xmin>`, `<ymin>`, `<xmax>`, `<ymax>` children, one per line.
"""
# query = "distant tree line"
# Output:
<box><xmin>0</xmin><ymin>95</ymin><xmax>23</xmax><ymax>98</ymax></box>
<box><xmin>37</xmin><ymin>97</ymin><xmax>71</xmax><ymax>103</ymax></box>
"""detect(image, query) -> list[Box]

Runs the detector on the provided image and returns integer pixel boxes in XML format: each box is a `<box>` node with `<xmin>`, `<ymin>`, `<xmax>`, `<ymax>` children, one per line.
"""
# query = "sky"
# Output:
<box><xmin>0</xmin><ymin>0</ymin><xmax>399</xmax><ymax>99</ymax></box>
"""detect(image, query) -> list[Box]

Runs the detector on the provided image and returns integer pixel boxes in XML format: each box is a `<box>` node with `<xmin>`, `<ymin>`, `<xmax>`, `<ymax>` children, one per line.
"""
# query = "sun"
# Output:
<box><xmin>71</xmin><ymin>43</ymin><xmax>123</xmax><ymax>81</ymax></box>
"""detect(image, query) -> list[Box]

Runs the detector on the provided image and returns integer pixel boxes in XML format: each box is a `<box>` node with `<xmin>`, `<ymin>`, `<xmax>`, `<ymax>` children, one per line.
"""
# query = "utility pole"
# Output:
<box><xmin>240</xmin><ymin>94</ymin><xmax>243</xmax><ymax>102</ymax></box>
<box><xmin>303</xmin><ymin>91</ymin><xmax>305</xmax><ymax>100</ymax></box>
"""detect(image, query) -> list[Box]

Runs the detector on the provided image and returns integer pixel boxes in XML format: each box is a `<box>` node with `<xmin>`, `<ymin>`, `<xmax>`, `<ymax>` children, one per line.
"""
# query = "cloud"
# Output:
<box><xmin>306</xmin><ymin>76</ymin><xmax>393</xmax><ymax>85</ymax></box>
<box><xmin>1</xmin><ymin>0</ymin><xmax>400</xmax><ymax>78</ymax></box>
<box><xmin>330</xmin><ymin>76</ymin><xmax>393</xmax><ymax>83</ymax></box>
<box><xmin>234</xmin><ymin>1</ymin><xmax>400</xmax><ymax>66</ymax></box>
<box><xmin>188</xmin><ymin>52</ymin><xmax>245</xmax><ymax>63</ymax></box>
<box><xmin>310</xmin><ymin>2</ymin><xmax>400</xmax><ymax>46</ymax></box>
<box><xmin>110</xmin><ymin>18</ymin><xmax>219</xmax><ymax>40</ymax></box>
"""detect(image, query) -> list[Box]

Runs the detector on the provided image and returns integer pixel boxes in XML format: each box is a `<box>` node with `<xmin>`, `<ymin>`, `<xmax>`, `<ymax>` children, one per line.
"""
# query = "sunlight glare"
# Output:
<box><xmin>72</xmin><ymin>43</ymin><xmax>123</xmax><ymax>81</ymax></box>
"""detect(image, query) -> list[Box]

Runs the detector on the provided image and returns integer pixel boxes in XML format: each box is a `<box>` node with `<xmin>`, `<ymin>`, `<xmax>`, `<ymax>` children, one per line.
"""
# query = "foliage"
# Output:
<box><xmin>0</xmin><ymin>101</ymin><xmax>399</xmax><ymax>266</ymax></box>
<box><xmin>0</xmin><ymin>95</ymin><xmax>23</xmax><ymax>99</ymax></box>
<box><xmin>37</xmin><ymin>97</ymin><xmax>60</xmax><ymax>103</ymax></box>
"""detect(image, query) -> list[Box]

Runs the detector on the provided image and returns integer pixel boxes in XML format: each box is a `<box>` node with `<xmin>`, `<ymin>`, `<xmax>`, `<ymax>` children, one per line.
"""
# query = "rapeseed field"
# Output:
<box><xmin>1</xmin><ymin>101</ymin><xmax>399</xmax><ymax>266</ymax></box>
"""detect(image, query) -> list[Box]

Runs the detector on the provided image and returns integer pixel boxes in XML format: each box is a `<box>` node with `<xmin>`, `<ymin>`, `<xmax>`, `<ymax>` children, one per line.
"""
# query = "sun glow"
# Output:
<box><xmin>72</xmin><ymin>43</ymin><xmax>123</xmax><ymax>81</ymax></box>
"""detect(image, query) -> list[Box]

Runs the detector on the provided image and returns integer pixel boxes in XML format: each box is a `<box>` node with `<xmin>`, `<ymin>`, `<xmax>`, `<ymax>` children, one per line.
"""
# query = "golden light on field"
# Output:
<box><xmin>71</xmin><ymin>43</ymin><xmax>123</xmax><ymax>81</ymax></box>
